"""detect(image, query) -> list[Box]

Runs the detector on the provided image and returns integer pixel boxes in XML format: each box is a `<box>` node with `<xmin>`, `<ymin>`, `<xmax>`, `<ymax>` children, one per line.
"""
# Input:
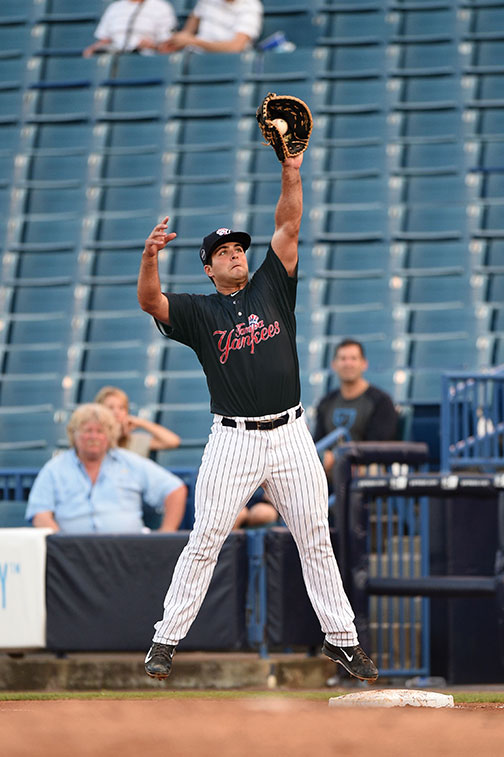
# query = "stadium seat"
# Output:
<box><xmin>84</xmin><ymin>311</ymin><xmax>157</xmax><ymax>343</ymax></box>
<box><xmin>25</xmin><ymin>86</ymin><xmax>94</xmax><ymax>122</ymax></box>
<box><xmin>76</xmin><ymin>374</ymin><xmax>155</xmax><ymax>406</ymax></box>
<box><xmin>37</xmin><ymin>21</ymin><xmax>98</xmax><ymax>53</ymax></box>
<box><xmin>10</xmin><ymin>282</ymin><xmax>75</xmax><ymax>315</ymax></box>
<box><xmin>160</xmin><ymin>342</ymin><xmax>203</xmax><ymax>372</ymax></box>
<box><xmin>0</xmin><ymin>22</ymin><xmax>31</xmax><ymax>56</ymax></box>
<box><xmin>316</xmin><ymin>8</ymin><xmax>387</xmax><ymax>45</ymax></box>
<box><xmin>21</xmin><ymin>121</ymin><xmax>93</xmax><ymax>152</ymax></box>
<box><xmin>6</xmin><ymin>313</ymin><xmax>70</xmax><ymax>345</ymax></box>
<box><xmin>3</xmin><ymin>344</ymin><xmax>68</xmax><ymax>375</ymax></box>
<box><xmin>159</xmin><ymin>374</ymin><xmax>208</xmax><ymax>405</ymax></box>
<box><xmin>390</xmin><ymin>6</ymin><xmax>456</xmax><ymax>39</ymax></box>
<box><xmin>316</xmin><ymin>44</ymin><xmax>385</xmax><ymax>75</ymax></box>
<box><xmin>98</xmin><ymin>83</ymin><xmax>168</xmax><ymax>120</ymax></box>
<box><xmin>0</xmin><ymin>375</ymin><xmax>64</xmax><ymax>406</ymax></box>
<box><xmin>80</xmin><ymin>342</ymin><xmax>150</xmax><ymax>373</ymax></box>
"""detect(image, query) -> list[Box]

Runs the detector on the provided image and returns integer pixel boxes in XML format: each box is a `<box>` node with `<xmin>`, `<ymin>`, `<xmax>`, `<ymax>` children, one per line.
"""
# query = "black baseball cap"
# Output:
<box><xmin>199</xmin><ymin>228</ymin><xmax>251</xmax><ymax>265</ymax></box>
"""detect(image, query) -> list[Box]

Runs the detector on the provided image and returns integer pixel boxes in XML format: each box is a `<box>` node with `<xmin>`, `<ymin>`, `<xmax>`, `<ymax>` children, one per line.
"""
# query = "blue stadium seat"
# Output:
<box><xmin>173</xmin><ymin>81</ymin><xmax>239</xmax><ymax>116</ymax></box>
<box><xmin>15</xmin><ymin>250</ymin><xmax>78</xmax><ymax>280</ymax></box>
<box><xmin>10</xmin><ymin>282</ymin><xmax>75</xmax><ymax>314</ymax></box>
<box><xmin>174</xmin><ymin>180</ymin><xmax>234</xmax><ymax>212</ymax></box>
<box><xmin>0</xmin><ymin>22</ymin><xmax>31</xmax><ymax>56</ymax></box>
<box><xmin>395</xmin><ymin>241</ymin><xmax>468</xmax><ymax>272</ymax></box>
<box><xmin>7</xmin><ymin>313</ymin><xmax>70</xmax><ymax>345</ymax></box>
<box><xmin>318</xmin><ymin>112</ymin><xmax>387</xmax><ymax>141</ymax></box>
<box><xmin>0</xmin><ymin>53</ymin><xmax>26</xmax><ymax>87</ymax></box>
<box><xmin>390</xmin><ymin>6</ymin><xmax>456</xmax><ymax>39</ymax></box>
<box><xmin>321</xmin><ymin>275</ymin><xmax>390</xmax><ymax>307</ymax></box>
<box><xmin>315</xmin><ymin>207</ymin><xmax>388</xmax><ymax>240</ymax></box>
<box><xmin>388</xmin><ymin>40</ymin><xmax>457</xmax><ymax>72</ymax></box>
<box><xmin>316</xmin><ymin>8</ymin><xmax>387</xmax><ymax>44</ymax></box>
<box><xmin>155</xmin><ymin>405</ymin><xmax>213</xmax><ymax>442</ymax></box>
<box><xmin>89</xmin><ymin>250</ymin><xmax>144</xmax><ymax>278</ymax></box>
<box><xmin>486</xmin><ymin>274</ymin><xmax>504</xmax><ymax>304</ymax></box>
<box><xmin>11</xmin><ymin>217</ymin><xmax>81</xmax><ymax>251</ymax></box>
<box><xmin>26</xmin><ymin>86</ymin><xmax>94</xmax><ymax>121</ymax></box>
<box><xmin>21</xmin><ymin>122</ymin><xmax>93</xmax><ymax>151</ymax></box>
<box><xmin>160</xmin><ymin>343</ymin><xmax>203</xmax><ymax>372</ymax></box>
<box><xmin>314</xmin><ymin>142</ymin><xmax>386</xmax><ymax>174</ymax></box>
<box><xmin>408</xmin><ymin>370</ymin><xmax>443</xmax><ymax>403</ymax></box>
<box><xmin>180</xmin><ymin>51</ymin><xmax>247</xmax><ymax>81</ymax></box>
<box><xmin>316</xmin><ymin>44</ymin><xmax>385</xmax><ymax>75</ymax></box>
<box><xmin>96</xmin><ymin>120</ymin><xmax>164</xmax><ymax>150</ymax></box>
<box><xmin>166</xmin><ymin>115</ymin><xmax>238</xmax><ymax>149</ymax></box>
<box><xmin>87</xmin><ymin>215</ymin><xmax>157</xmax><ymax>249</ymax></box>
<box><xmin>80</xmin><ymin>342</ymin><xmax>150</xmax><ymax>372</ymax></box>
<box><xmin>393</xmin><ymin>107</ymin><xmax>460</xmax><ymax>140</ymax></box>
<box><xmin>166</xmin><ymin>147</ymin><xmax>235</xmax><ymax>181</ymax></box>
<box><xmin>94</xmin><ymin>182</ymin><xmax>161</xmax><ymax>213</ymax></box>
<box><xmin>0</xmin><ymin>89</ymin><xmax>24</xmax><ymax>122</ymax></box>
<box><xmin>321</xmin><ymin>305</ymin><xmax>396</xmax><ymax>340</ymax></box>
<box><xmin>38</xmin><ymin>21</ymin><xmax>98</xmax><ymax>53</ymax></box>
<box><xmin>22</xmin><ymin>185</ymin><xmax>86</xmax><ymax>215</ymax></box>
<box><xmin>468</xmin><ymin>6</ymin><xmax>504</xmax><ymax>36</ymax></box>
<box><xmin>408</xmin><ymin>337</ymin><xmax>487</xmax><ymax>370</ymax></box>
<box><xmin>88</xmin><ymin>283</ymin><xmax>140</xmax><ymax>312</ymax></box>
<box><xmin>0</xmin><ymin>375</ymin><xmax>64</xmax><ymax>406</ymax></box>
<box><xmin>85</xmin><ymin>311</ymin><xmax>157</xmax><ymax>343</ymax></box>
<box><xmin>407</xmin><ymin>305</ymin><xmax>482</xmax><ymax>337</ymax></box>
<box><xmin>25</xmin><ymin>152</ymin><xmax>88</xmax><ymax>182</ymax></box>
<box><xmin>469</xmin><ymin>41</ymin><xmax>504</xmax><ymax>68</ymax></box>
<box><xmin>159</xmin><ymin>374</ymin><xmax>208</xmax><ymax>404</ymax></box>
<box><xmin>32</xmin><ymin>54</ymin><xmax>103</xmax><ymax>84</ymax></box>
<box><xmin>474</xmin><ymin>108</ymin><xmax>504</xmax><ymax>138</ymax></box>
<box><xmin>399</xmin><ymin>174</ymin><xmax>466</xmax><ymax>204</ymax></box>
<box><xmin>91</xmin><ymin>151</ymin><xmax>160</xmax><ymax>182</ymax></box>
<box><xmin>99</xmin><ymin>83</ymin><xmax>167</xmax><ymax>120</ymax></box>
<box><xmin>261</xmin><ymin>7</ymin><xmax>317</xmax><ymax>48</ymax></box>
<box><xmin>404</xmin><ymin>273</ymin><xmax>468</xmax><ymax>306</ymax></box>
<box><xmin>110</xmin><ymin>52</ymin><xmax>182</xmax><ymax>82</ymax></box>
<box><xmin>3</xmin><ymin>344</ymin><xmax>68</xmax><ymax>374</ymax></box>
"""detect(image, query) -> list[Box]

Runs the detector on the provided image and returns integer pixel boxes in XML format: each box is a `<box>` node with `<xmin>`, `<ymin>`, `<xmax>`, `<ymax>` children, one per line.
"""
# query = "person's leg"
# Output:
<box><xmin>152</xmin><ymin>422</ymin><xmax>267</xmax><ymax>645</ymax></box>
<box><xmin>265</xmin><ymin>416</ymin><xmax>358</xmax><ymax>646</ymax></box>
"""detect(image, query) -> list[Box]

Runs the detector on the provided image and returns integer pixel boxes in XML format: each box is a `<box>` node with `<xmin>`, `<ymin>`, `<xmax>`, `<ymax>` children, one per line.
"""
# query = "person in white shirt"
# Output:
<box><xmin>83</xmin><ymin>0</ymin><xmax>177</xmax><ymax>57</ymax></box>
<box><xmin>160</xmin><ymin>0</ymin><xmax>263</xmax><ymax>54</ymax></box>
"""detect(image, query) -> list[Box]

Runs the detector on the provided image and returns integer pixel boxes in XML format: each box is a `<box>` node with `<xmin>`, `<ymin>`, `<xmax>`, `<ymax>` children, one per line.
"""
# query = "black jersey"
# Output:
<box><xmin>155</xmin><ymin>246</ymin><xmax>300</xmax><ymax>417</ymax></box>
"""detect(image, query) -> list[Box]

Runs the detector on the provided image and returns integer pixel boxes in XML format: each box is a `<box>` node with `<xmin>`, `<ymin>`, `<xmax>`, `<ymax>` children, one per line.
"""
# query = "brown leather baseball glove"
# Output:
<box><xmin>256</xmin><ymin>92</ymin><xmax>313</xmax><ymax>162</ymax></box>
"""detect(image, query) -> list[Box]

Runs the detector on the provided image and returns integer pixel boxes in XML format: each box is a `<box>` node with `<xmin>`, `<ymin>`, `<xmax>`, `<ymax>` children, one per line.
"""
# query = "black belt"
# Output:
<box><xmin>222</xmin><ymin>406</ymin><xmax>302</xmax><ymax>431</ymax></box>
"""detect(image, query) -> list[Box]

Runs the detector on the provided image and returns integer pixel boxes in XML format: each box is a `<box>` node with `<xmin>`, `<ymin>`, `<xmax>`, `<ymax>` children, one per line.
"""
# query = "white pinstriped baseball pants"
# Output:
<box><xmin>153</xmin><ymin>405</ymin><xmax>358</xmax><ymax>647</ymax></box>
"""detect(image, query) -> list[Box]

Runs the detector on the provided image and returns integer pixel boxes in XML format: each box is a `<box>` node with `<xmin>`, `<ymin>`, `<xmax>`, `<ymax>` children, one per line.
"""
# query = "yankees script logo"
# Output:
<box><xmin>213</xmin><ymin>314</ymin><xmax>280</xmax><ymax>364</ymax></box>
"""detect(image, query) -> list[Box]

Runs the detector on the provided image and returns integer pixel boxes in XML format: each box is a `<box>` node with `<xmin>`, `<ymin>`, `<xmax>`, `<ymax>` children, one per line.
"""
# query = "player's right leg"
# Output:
<box><xmin>145</xmin><ymin>421</ymin><xmax>267</xmax><ymax>678</ymax></box>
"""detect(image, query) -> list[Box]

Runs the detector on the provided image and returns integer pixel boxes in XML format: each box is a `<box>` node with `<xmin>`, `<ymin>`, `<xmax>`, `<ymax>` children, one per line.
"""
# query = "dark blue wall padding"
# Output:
<box><xmin>46</xmin><ymin>532</ymin><xmax>247</xmax><ymax>652</ymax></box>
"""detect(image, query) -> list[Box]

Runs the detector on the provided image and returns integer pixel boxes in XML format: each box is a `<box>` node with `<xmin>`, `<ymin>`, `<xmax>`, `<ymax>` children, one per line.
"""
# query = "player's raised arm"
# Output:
<box><xmin>137</xmin><ymin>216</ymin><xmax>176</xmax><ymax>325</ymax></box>
<box><xmin>256</xmin><ymin>93</ymin><xmax>313</xmax><ymax>276</ymax></box>
<box><xmin>271</xmin><ymin>154</ymin><xmax>303</xmax><ymax>275</ymax></box>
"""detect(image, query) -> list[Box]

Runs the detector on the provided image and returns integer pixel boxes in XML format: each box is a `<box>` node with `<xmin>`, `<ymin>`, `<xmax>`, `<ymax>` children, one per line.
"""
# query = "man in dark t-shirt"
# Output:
<box><xmin>314</xmin><ymin>339</ymin><xmax>398</xmax><ymax>476</ymax></box>
<box><xmin>138</xmin><ymin>153</ymin><xmax>377</xmax><ymax>684</ymax></box>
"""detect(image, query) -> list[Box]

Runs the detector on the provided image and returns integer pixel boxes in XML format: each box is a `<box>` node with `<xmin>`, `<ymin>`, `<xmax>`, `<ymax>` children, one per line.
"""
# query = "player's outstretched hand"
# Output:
<box><xmin>144</xmin><ymin>216</ymin><xmax>177</xmax><ymax>257</ymax></box>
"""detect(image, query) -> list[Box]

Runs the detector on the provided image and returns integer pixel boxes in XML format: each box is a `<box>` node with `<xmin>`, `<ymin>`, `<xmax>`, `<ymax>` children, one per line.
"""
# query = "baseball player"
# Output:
<box><xmin>137</xmin><ymin>150</ymin><xmax>378</xmax><ymax>683</ymax></box>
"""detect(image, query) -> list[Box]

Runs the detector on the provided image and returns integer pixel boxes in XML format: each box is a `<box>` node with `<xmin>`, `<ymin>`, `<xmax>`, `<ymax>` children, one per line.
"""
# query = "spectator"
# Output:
<box><xmin>160</xmin><ymin>0</ymin><xmax>263</xmax><ymax>54</ymax></box>
<box><xmin>313</xmin><ymin>339</ymin><xmax>398</xmax><ymax>476</ymax></box>
<box><xmin>94</xmin><ymin>385</ymin><xmax>180</xmax><ymax>457</ymax></box>
<box><xmin>233</xmin><ymin>486</ymin><xmax>279</xmax><ymax>529</ymax></box>
<box><xmin>83</xmin><ymin>0</ymin><xmax>177</xmax><ymax>57</ymax></box>
<box><xmin>26</xmin><ymin>403</ymin><xmax>187</xmax><ymax>534</ymax></box>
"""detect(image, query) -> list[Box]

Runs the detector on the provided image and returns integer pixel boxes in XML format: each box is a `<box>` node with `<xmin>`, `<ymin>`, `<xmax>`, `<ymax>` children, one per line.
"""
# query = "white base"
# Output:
<box><xmin>329</xmin><ymin>689</ymin><xmax>454</xmax><ymax>709</ymax></box>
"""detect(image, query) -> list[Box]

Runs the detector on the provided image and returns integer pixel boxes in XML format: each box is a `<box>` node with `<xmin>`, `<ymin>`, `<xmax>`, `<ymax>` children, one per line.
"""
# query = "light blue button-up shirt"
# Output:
<box><xmin>25</xmin><ymin>448</ymin><xmax>184</xmax><ymax>534</ymax></box>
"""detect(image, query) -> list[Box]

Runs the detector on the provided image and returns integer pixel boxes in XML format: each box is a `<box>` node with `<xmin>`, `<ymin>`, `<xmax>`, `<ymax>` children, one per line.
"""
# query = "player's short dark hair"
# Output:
<box><xmin>333</xmin><ymin>339</ymin><xmax>366</xmax><ymax>359</ymax></box>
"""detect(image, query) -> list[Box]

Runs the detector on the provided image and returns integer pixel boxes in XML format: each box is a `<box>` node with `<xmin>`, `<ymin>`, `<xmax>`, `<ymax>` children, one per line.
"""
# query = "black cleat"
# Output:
<box><xmin>322</xmin><ymin>640</ymin><xmax>378</xmax><ymax>682</ymax></box>
<box><xmin>144</xmin><ymin>642</ymin><xmax>176</xmax><ymax>679</ymax></box>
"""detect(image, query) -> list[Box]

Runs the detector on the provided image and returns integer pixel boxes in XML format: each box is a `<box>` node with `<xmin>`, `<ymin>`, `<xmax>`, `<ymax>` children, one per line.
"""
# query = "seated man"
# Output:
<box><xmin>160</xmin><ymin>0</ymin><xmax>263</xmax><ymax>53</ymax></box>
<box><xmin>314</xmin><ymin>339</ymin><xmax>398</xmax><ymax>476</ymax></box>
<box><xmin>83</xmin><ymin>0</ymin><xmax>177</xmax><ymax>57</ymax></box>
<box><xmin>26</xmin><ymin>403</ymin><xmax>187</xmax><ymax>534</ymax></box>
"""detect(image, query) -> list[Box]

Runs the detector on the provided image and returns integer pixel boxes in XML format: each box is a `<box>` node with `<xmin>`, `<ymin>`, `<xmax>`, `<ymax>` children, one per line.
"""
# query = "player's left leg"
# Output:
<box><xmin>265</xmin><ymin>413</ymin><xmax>377</xmax><ymax>681</ymax></box>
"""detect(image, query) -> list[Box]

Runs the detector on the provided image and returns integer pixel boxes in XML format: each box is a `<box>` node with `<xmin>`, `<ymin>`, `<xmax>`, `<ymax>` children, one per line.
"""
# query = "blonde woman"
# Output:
<box><xmin>26</xmin><ymin>403</ymin><xmax>187</xmax><ymax>533</ymax></box>
<box><xmin>94</xmin><ymin>386</ymin><xmax>180</xmax><ymax>457</ymax></box>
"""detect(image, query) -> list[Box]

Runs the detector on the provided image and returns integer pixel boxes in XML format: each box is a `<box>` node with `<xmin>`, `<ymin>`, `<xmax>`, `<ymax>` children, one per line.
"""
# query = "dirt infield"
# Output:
<box><xmin>1</xmin><ymin>699</ymin><xmax>504</xmax><ymax>757</ymax></box>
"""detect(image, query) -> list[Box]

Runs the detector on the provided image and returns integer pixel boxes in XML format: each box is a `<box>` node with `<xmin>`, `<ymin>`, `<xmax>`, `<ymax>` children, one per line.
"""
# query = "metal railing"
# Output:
<box><xmin>441</xmin><ymin>368</ymin><xmax>504</xmax><ymax>472</ymax></box>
